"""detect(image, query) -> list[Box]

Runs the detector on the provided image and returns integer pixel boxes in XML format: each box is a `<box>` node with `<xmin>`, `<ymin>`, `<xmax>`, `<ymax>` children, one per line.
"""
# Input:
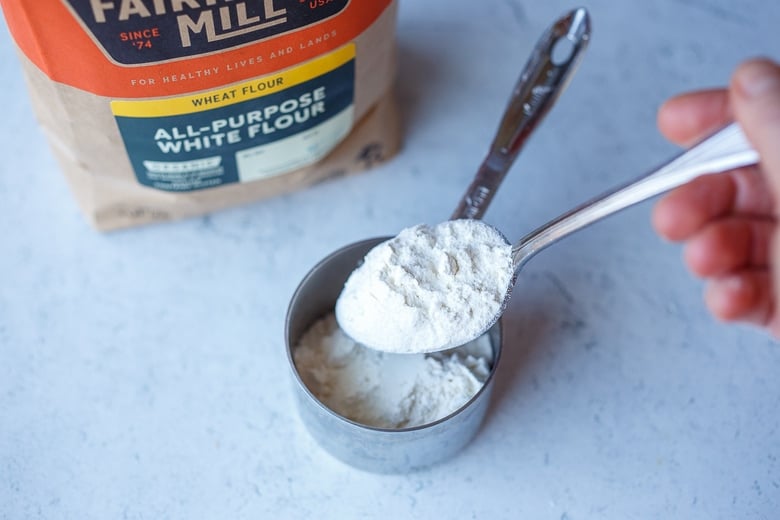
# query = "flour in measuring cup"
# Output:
<box><xmin>335</xmin><ymin>219</ymin><xmax>513</xmax><ymax>354</ymax></box>
<box><xmin>293</xmin><ymin>313</ymin><xmax>492</xmax><ymax>429</ymax></box>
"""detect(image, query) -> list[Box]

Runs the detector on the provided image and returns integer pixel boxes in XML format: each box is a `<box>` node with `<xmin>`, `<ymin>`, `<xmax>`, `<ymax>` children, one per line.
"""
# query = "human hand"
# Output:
<box><xmin>652</xmin><ymin>58</ymin><xmax>780</xmax><ymax>337</ymax></box>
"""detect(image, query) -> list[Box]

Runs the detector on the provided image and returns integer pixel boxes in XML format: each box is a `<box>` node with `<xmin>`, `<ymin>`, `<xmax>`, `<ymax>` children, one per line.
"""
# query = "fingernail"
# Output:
<box><xmin>735</xmin><ymin>60</ymin><xmax>780</xmax><ymax>99</ymax></box>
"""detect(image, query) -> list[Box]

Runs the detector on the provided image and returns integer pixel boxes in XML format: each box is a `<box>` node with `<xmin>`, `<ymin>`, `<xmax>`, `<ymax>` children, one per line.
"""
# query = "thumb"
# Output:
<box><xmin>730</xmin><ymin>58</ymin><xmax>780</xmax><ymax>197</ymax></box>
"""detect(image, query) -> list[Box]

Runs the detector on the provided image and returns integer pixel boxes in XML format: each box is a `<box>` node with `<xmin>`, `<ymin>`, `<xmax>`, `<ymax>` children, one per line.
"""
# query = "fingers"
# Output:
<box><xmin>652</xmin><ymin>167</ymin><xmax>774</xmax><ymax>241</ymax></box>
<box><xmin>683</xmin><ymin>217</ymin><xmax>774</xmax><ymax>276</ymax></box>
<box><xmin>657</xmin><ymin>89</ymin><xmax>730</xmax><ymax>146</ymax></box>
<box><xmin>704</xmin><ymin>270</ymin><xmax>774</xmax><ymax>326</ymax></box>
<box><xmin>654</xmin><ymin>59</ymin><xmax>780</xmax><ymax>337</ymax></box>
<box><xmin>731</xmin><ymin>59</ymin><xmax>780</xmax><ymax>196</ymax></box>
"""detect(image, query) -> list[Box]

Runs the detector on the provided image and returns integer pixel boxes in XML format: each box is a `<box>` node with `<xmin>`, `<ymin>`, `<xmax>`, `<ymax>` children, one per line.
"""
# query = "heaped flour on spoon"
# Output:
<box><xmin>336</xmin><ymin>219</ymin><xmax>513</xmax><ymax>354</ymax></box>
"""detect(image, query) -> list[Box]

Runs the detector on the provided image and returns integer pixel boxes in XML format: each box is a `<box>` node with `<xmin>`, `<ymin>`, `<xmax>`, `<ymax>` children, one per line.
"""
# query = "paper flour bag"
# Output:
<box><xmin>0</xmin><ymin>0</ymin><xmax>400</xmax><ymax>230</ymax></box>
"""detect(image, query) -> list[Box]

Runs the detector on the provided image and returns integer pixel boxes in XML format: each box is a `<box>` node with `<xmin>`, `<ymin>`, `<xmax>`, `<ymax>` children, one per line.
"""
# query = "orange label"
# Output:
<box><xmin>0</xmin><ymin>0</ymin><xmax>392</xmax><ymax>98</ymax></box>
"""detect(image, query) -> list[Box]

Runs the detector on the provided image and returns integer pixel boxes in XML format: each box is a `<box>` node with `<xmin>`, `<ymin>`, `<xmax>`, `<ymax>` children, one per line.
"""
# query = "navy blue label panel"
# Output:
<box><xmin>114</xmin><ymin>59</ymin><xmax>354</xmax><ymax>191</ymax></box>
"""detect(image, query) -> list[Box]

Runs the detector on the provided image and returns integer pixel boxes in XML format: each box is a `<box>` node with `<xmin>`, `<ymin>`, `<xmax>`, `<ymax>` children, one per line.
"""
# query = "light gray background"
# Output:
<box><xmin>1</xmin><ymin>1</ymin><xmax>779</xmax><ymax>518</ymax></box>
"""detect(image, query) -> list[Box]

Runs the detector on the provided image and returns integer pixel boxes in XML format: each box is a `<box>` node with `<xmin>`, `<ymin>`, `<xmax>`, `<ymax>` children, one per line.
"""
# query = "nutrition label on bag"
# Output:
<box><xmin>111</xmin><ymin>44</ymin><xmax>355</xmax><ymax>191</ymax></box>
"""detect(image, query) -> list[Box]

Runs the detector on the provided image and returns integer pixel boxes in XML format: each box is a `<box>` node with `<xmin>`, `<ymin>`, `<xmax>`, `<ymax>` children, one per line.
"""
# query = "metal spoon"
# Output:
<box><xmin>344</xmin><ymin>122</ymin><xmax>760</xmax><ymax>354</ymax></box>
<box><xmin>451</xmin><ymin>7</ymin><xmax>591</xmax><ymax>220</ymax></box>
<box><xmin>328</xmin><ymin>8</ymin><xmax>591</xmax><ymax>350</ymax></box>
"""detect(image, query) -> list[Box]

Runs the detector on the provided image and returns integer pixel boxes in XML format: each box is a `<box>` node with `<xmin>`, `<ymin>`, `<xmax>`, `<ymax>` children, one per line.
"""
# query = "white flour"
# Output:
<box><xmin>293</xmin><ymin>313</ymin><xmax>492</xmax><ymax>429</ymax></box>
<box><xmin>335</xmin><ymin>219</ymin><xmax>513</xmax><ymax>354</ymax></box>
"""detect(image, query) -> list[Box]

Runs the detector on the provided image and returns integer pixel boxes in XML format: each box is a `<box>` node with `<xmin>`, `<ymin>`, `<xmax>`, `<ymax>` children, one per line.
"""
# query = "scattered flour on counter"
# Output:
<box><xmin>335</xmin><ymin>219</ymin><xmax>513</xmax><ymax>354</ymax></box>
<box><xmin>293</xmin><ymin>313</ymin><xmax>493</xmax><ymax>429</ymax></box>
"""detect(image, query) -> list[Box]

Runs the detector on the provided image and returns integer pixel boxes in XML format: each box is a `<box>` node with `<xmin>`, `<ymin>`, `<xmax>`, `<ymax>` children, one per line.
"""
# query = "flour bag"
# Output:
<box><xmin>0</xmin><ymin>0</ymin><xmax>400</xmax><ymax>230</ymax></box>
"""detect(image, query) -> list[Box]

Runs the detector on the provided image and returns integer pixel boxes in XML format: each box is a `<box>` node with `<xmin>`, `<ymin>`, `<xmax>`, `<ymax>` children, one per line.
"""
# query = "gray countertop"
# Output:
<box><xmin>1</xmin><ymin>1</ymin><xmax>779</xmax><ymax>518</ymax></box>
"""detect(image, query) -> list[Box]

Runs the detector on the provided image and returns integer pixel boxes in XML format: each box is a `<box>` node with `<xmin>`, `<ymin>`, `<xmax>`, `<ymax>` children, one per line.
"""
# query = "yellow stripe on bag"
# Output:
<box><xmin>111</xmin><ymin>44</ymin><xmax>355</xmax><ymax>118</ymax></box>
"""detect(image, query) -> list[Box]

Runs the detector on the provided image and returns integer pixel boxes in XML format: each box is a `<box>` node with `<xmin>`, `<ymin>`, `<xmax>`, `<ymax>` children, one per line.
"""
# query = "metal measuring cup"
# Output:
<box><xmin>284</xmin><ymin>8</ymin><xmax>591</xmax><ymax>473</ymax></box>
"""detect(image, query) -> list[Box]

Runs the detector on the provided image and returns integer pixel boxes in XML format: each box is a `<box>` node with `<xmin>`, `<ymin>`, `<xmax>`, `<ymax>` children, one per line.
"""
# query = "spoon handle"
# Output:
<box><xmin>451</xmin><ymin>7</ymin><xmax>591</xmax><ymax>220</ymax></box>
<box><xmin>512</xmin><ymin>122</ymin><xmax>760</xmax><ymax>269</ymax></box>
